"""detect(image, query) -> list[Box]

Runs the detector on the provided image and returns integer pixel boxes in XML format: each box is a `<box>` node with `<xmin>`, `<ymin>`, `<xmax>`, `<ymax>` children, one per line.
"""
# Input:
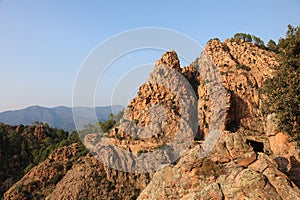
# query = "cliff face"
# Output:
<box><xmin>4</xmin><ymin>39</ymin><xmax>300</xmax><ymax>199</ymax></box>
<box><xmin>199</xmin><ymin>39</ymin><xmax>278</xmax><ymax>136</ymax></box>
<box><xmin>84</xmin><ymin>50</ymin><xmax>198</xmax><ymax>173</ymax></box>
<box><xmin>138</xmin><ymin>40</ymin><xmax>300</xmax><ymax>199</ymax></box>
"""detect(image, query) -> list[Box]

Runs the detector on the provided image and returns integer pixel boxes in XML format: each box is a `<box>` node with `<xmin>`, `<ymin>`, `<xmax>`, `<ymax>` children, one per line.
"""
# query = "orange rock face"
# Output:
<box><xmin>4</xmin><ymin>40</ymin><xmax>300</xmax><ymax>200</ymax></box>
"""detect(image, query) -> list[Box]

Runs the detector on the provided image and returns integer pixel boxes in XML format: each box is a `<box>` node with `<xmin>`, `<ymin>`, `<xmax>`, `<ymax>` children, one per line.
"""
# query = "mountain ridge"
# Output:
<box><xmin>0</xmin><ymin>105</ymin><xmax>124</xmax><ymax>132</ymax></box>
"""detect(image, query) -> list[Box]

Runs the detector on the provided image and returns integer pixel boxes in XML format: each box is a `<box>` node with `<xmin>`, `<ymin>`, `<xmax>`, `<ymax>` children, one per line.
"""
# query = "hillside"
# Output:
<box><xmin>0</xmin><ymin>123</ymin><xmax>88</xmax><ymax>198</ymax></box>
<box><xmin>0</xmin><ymin>105</ymin><xmax>123</xmax><ymax>132</ymax></box>
<box><xmin>3</xmin><ymin>33</ymin><xmax>300</xmax><ymax>199</ymax></box>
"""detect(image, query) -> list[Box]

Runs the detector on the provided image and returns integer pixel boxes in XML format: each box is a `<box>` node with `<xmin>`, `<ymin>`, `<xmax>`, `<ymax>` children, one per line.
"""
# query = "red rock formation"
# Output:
<box><xmin>4</xmin><ymin>40</ymin><xmax>300</xmax><ymax>200</ymax></box>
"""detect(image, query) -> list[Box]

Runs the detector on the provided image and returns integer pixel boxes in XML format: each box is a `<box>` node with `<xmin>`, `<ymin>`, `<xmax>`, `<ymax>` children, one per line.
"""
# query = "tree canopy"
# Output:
<box><xmin>231</xmin><ymin>33</ymin><xmax>265</xmax><ymax>48</ymax></box>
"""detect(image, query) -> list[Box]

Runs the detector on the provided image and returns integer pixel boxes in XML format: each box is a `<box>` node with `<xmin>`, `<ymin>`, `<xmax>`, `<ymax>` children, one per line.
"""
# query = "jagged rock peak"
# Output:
<box><xmin>155</xmin><ymin>50</ymin><xmax>181</xmax><ymax>72</ymax></box>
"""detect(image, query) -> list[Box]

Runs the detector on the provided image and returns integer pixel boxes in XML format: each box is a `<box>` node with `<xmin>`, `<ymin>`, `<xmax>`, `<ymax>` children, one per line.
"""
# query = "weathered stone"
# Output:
<box><xmin>4</xmin><ymin>40</ymin><xmax>300</xmax><ymax>200</ymax></box>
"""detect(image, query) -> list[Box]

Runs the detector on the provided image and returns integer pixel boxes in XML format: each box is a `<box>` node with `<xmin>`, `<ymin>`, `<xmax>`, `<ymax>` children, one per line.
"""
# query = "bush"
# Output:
<box><xmin>23</xmin><ymin>163</ymin><xmax>34</xmax><ymax>174</ymax></box>
<box><xmin>66</xmin><ymin>161</ymin><xmax>73</xmax><ymax>170</ymax></box>
<box><xmin>252</xmin><ymin>35</ymin><xmax>265</xmax><ymax>48</ymax></box>
<box><xmin>98</xmin><ymin>119</ymin><xmax>116</xmax><ymax>133</ymax></box>
<box><xmin>230</xmin><ymin>33</ymin><xmax>266</xmax><ymax>49</ymax></box>
<box><xmin>232</xmin><ymin>33</ymin><xmax>252</xmax><ymax>43</ymax></box>
<box><xmin>48</xmin><ymin>173</ymin><xmax>64</xmax><ymax>185</ymax></box>
<box><xmin>267</xmin><ymin>39</ymin><xmax>278</xmax><ymax>53</ymax></box>
<box><xmin>208</xmin><ymin>38</ymin><xmax>220</xmax><ymax>43</ymax></box>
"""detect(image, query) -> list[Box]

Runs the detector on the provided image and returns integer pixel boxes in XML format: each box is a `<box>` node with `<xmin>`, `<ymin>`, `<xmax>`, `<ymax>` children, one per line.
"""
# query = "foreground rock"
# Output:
<box><xmin>138</xmin><ymin>130</ymin><xmax>300</xmax><ymax>200</ymax></box>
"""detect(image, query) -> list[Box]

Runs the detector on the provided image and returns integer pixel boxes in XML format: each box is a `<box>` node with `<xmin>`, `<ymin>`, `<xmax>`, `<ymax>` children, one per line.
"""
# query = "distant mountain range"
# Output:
<box><xmin>0</xmin><ymin>105</ymin><xmax>124</xmax><ymax>132</ymax></box>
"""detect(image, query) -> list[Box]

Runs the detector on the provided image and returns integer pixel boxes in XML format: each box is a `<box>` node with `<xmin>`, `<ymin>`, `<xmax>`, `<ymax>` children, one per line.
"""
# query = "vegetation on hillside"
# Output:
<box><xmin>0</xmin><ymin>122</ymin><xmax>87</xmax><ymax>197</ymax></box>
<box><xmin>78</xmin><ymin>111</ymin><xmax>123</xmax><ymax>140</ymax></box>
<box><xmin>262</xmin><ymin>25</ymin><xmax>300</xmax><ymax>140</ymax></box>
<box><xmin>228</xmin><ymin>26</ymin><xmax>300</xmax><ymax>140</ymax></box>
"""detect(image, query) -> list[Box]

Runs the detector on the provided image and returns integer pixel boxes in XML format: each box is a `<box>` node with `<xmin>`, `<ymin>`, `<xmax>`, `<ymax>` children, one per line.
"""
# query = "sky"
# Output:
<box><xmin>0</xmin><ymin>0</ymin><xmax>300</xmax><ymax>112</ymax></box>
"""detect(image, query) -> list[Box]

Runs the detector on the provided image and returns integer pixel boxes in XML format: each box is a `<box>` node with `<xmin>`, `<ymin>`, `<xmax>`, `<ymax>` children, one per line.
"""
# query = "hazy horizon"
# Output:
<box><xmin>0</xmin><ymin>104</ymin><xmax>125</xmax><ymax>113</ymax></box>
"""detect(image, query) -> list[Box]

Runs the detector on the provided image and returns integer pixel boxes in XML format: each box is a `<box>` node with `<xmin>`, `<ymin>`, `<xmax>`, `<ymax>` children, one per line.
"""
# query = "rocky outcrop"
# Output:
<box><xmin>155</xmin><ymin>50</ymin><xmax>181</xmax><ymax>72</ymax></box>
<box><xmin>83</xmin><ymin>50</ymin><xmax>198</xmax><ymax>173</ymax></box>
<box><xmin>138</xmin><ymin>40</ymin><xmax>300</xmax><ymax>199</ymax></box>
<box><xmin>4</xmin><ymin>39</ymin><xmax>300</xmax><ymax>199</ymax></box>
<box><xmin>45</xmin><ymin>154</ymin><xmax>150</xmax><ymax>200</ymax></box>
<box><xmin>199</xmin><ymin>39</ymin><xmax>279</xmax><ymax>136</ymax></box>
<box><xmin>138</xmin><ymin>131</ymin><xmax>300</xmax><ymax>200</ymax></box>
<box><xmin>3</xmin><ymin>143</ymin><xmax>151</xmax><ymax>200</ymax></box>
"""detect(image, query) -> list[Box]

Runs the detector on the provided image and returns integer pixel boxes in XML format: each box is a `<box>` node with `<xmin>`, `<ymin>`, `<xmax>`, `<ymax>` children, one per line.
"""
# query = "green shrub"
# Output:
<box><xmin>252</xmin><ymin>35</ymin><xmax>265</xmax><ymax>48</ymax></box>
<box><xmin>232</xmin><ymin>33</ymin><xmax>252</xmax><ymax>43</ymax></box>
<box><xmin>267</xmin><ymin>39</ymin><xmax>278</xmax><ymax>53</ymax></box>
<box><xmin>48</xmin><ymin>173</ymin><xmax>64</xmax><ymax>185</ymax></box>
<box><xmin>262</xmin><ymin>25</ymin><xmax>300</xmax><ymax>139</ymax></box>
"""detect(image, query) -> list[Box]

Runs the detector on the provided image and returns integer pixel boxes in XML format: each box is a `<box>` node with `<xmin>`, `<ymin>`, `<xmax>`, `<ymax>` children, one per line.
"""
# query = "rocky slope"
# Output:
<box><xmin>0</xmin><ymin>123</ymin><xmax>71</xmax><ymax>198</ymax></box>
<box><xmin>4</xmin><ymin>39</ymin><xmax>300</xmax><ymax>199</ymax></box>
<box><xmin>4</xmin><ymin>143</ymin><xmax>151</xmax><ymax>200</ymax></box>
<box><xmin>138</xmin><ymin>40</ymin><xmax>300</xmax><ymax>199</ymax></box>
<box><xmin>138</xmin><ymin>130</ymin><xmax>300</xmax><ymax>199</ymax></box>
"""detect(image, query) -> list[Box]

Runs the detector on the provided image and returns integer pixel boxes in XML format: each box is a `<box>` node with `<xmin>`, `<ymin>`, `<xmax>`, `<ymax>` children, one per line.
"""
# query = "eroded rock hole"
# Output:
<box><xmin>246</xmin><ymin>139</ymin><xmax>264</xmax><ymax>152</ymax></box>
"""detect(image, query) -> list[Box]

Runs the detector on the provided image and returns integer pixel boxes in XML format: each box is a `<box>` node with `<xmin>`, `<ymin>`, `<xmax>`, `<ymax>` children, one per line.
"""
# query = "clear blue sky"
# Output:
<box><xmin>0</xmin><ymin>0</ymin><xmax>300</xmax><ymax>112</ymax></box>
